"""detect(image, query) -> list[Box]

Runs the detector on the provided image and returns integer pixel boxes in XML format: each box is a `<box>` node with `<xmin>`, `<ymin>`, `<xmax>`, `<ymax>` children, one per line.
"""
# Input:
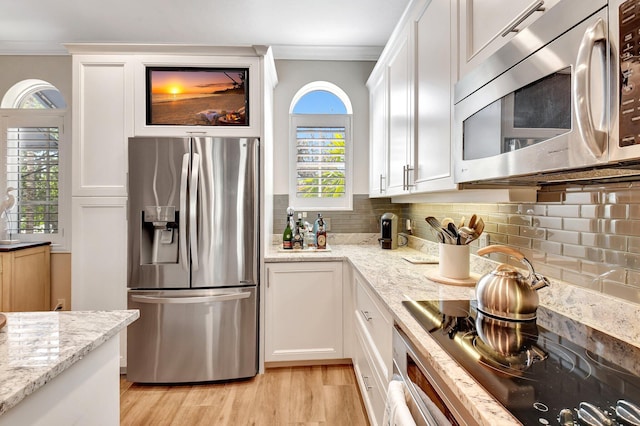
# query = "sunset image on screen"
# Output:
<box><xmin>147</xmin><ymin>68</ymin><xmax>247</xmax><ymax>126</ymax></box>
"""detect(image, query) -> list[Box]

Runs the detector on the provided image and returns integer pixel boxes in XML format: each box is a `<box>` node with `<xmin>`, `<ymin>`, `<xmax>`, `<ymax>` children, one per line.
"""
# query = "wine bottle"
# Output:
<box><xmin>282</xmin><ymin>215</ymin><xmax>293</xmax><ymax>250</ymax></box>
<box><xmin>292</xmin><ymin>222</ymin><xmax>303</xmax><ymax>250</ymax></box>
<box><xmin>316</xmin><ymin>217</ymin><xmax>327</xmax><ymax>250</ymax></box>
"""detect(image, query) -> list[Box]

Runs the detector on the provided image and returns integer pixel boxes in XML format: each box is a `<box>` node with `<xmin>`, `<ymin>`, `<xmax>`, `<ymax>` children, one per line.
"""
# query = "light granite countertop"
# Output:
<box><xmin>0</xmin><ymin>310</ymin><xmax>139</xmax><ymax>416</ymax></box>
<box><xmin>265</xmin><ymin>236</ymin><xmax>640</xmax><ymax>426</ymax></box>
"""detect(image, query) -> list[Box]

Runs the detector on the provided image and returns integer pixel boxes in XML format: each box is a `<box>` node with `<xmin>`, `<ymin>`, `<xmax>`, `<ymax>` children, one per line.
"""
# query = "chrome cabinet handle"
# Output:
<box><xmin>361</xmin><ymin>310</ymin><xmax>372</xmax><ymax>321</ymax></box>
<box><xmin>362</xmin><ymin>375</ymin><xmax>373</xmax><ymax>391</ymax></box>
<box><xmin>501</xmin><ymin>1</ymin><xmax>545</xmax><ymax>37</ymax></box>
<box><xmin>402</xmin><ymin>165</ymin><xmax>407</xmax><ymax>190</ymax></box>
<box><xmin>574</xmin><ymin>17</ymin><xmax>607</xmax><ymax>158</ymax></box>
<box><xmin>131</xmin><ymin>292</ymin><xmax>251</xmax><ymax>304</ymax></box>
<box><xmin>403</xmin><ymin>164</ymin><xmax>414</xmax><ymax>191</ymax></box>
<box><xmin>379</xmin><ymin>174</ymin><xmax>385</xmax><ymax>194</ymax></box>
<box><xmin>179</xmin><ymin>153</ymin><xmax>189</xmax><ymax>272</ymax></box>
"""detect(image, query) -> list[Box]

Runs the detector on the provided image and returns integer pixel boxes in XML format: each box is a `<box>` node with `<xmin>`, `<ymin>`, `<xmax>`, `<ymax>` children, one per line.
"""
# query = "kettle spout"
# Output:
<box><xmin>530</xmin><ymin>273</ymin><xmax>550</xmax><ymax>291</ymax></box>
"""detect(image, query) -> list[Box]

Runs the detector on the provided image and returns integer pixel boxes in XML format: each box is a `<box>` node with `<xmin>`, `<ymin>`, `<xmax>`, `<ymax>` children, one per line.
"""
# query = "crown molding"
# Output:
<box><xmin>271</xmin><ymin>45</ymin><xmax>382</xmax><ymax>61</ymax></box>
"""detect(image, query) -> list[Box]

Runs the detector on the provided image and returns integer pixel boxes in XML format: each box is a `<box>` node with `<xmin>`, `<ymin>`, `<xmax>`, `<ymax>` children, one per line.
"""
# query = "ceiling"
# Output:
<box><xmin>0</xmin><ymin>0</ymin><xmax>410</xmax><ymax>60</ymax></box>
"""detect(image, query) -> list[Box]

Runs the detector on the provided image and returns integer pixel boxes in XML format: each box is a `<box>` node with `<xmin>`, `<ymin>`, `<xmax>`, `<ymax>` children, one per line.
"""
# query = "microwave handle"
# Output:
<box><xmin>574</xmin><ymin>17</ymin><xmax>607</xmax><ymax>158</ymax></box>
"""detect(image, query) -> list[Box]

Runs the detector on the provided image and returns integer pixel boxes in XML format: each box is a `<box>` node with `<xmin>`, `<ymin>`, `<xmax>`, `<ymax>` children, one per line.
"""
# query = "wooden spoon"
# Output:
<box><xmin>474</xmin><ymin>217</ymin><xmax>485</xmax><ymax>237</ymax></box>
<box><xmin>468</xmin><ymin>214</ymin><xmax>477</xmax><ymax>230</ymax></box>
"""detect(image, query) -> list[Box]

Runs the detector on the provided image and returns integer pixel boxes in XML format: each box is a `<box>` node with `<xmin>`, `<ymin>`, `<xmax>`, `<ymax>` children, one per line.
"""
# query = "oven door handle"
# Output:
<box><xmin>573</xmin><ymin>17</ymin><xmax>607</xmax><ymax>159</ymax></box>
<box><xmin>392</xmin><ymin>361</ymin><xmax>442</xmax><ymax>426</ymax></box>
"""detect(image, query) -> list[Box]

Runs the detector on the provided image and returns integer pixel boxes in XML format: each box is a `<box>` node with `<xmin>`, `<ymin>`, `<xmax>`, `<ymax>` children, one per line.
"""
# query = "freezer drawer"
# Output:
<box><xmin>127</xmin><ymin>287</ymin><xmax>257</xmax><ymax>383</ymax></box>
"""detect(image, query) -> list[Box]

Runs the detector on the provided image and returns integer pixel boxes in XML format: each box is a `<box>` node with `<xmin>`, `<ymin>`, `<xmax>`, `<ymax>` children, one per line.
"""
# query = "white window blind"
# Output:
<box><xmin>295</xmin><ymin>126</ymin><xmax>346</xmax><ymax>199</ymax></box>
<box><xmin>6</xmin><ymin>126</ymin><xmax>59</xmax><ymax>234</ymax></box>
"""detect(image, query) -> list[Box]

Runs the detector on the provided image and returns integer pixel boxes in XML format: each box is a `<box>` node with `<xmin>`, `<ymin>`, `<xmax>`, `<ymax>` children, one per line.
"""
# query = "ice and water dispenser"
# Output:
<box><xmin>140</xmin><ymin>205</ymin><xmax>179</xmax><ymax>265</ymax></box>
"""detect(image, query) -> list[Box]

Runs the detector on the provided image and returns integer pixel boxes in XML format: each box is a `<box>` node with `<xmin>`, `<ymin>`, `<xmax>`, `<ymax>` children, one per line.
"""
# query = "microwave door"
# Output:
<box><xmin>454</xmin><ymin>8</ymin><xmax>610</xmax><ymax>184</ymax></box>
<box><xmin>127</xmin><ymin>137</ymin><xmax>191</xmax><ymax>289</ymax></box>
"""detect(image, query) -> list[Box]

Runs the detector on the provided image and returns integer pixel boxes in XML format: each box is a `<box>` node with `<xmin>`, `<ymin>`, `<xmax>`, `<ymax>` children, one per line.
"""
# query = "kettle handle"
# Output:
<box><xmin>477</xmin><ymin>244</ymin><xmax>525</xmax><ymax>260</ymax></box>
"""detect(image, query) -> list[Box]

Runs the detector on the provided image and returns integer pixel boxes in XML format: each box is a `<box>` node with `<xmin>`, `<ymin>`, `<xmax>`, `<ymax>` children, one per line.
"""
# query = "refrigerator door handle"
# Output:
<box><xmin>130</xmin><ymin>292</ymin><xmax>252</xmax><ymax>304</ymax></box>
<box><xmin>179</xmin><ymin>153</ymin><xmax>190</xmax><ymax>272</ymax></box>
<box><xmin>190</xmin><ymin>152</ymin><xmax>200</xmax><ymax>271</ymax></box>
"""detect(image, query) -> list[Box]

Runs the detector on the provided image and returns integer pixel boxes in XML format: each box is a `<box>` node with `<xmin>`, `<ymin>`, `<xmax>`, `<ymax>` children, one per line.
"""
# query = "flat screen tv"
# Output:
<box><xmin>145</xmin><ymin>66</ymin><xmax>249</xmax><ymax>126</ymax></box>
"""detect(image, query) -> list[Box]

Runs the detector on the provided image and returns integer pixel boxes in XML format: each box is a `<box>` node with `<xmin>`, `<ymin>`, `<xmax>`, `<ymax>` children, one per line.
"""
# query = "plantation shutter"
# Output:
<box><xmin>295</xmin><ymin>126</ymin><xmax>346</xmax><ymax>199</ymax></box>
<box><xmin>6</xmin><ymin>125</ymin><xmax>59</xmax><ymax>234</ymax></box>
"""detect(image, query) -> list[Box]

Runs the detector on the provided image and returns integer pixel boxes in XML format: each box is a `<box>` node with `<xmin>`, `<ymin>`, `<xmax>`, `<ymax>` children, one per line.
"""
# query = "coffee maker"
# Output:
<box><xmin>379</xmin><ymin>213</ymin><xmax>398</xmax><ymax>249</ymax></box>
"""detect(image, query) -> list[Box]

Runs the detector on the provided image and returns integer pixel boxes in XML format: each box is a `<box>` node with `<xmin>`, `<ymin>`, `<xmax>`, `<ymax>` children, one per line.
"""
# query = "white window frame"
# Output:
<box><xmin>0</xmin><ymin>109</ymin><xmax>69</xmax><ymax>250</ymax></box>
<box><xmin>289</xmin><ymin>81</ymin><xmax>354</xmax><ymax>211</ymax></box>
<box><xmin>289</xmin><ymin>113</ymin><xmax>353</xmax><ymax>211</ymax></box>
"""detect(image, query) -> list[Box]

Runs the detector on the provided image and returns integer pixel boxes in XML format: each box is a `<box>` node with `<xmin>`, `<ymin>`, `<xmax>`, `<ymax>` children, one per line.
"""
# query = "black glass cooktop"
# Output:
<box><xmin>402</xmin><ymin>299</ymin><xmax>640</xmax><ymax>425</ymax></box>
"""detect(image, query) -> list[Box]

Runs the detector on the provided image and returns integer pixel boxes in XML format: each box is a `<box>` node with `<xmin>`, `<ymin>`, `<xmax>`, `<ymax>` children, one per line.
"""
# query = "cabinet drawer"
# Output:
<box><xmin>354</xmin><ymin>323</ymin><xmax>386</xmax><ymax>426</ymax></box>
<box><xmin>354</xmin><ymin>272</ymin><xmax>392</xmax><ymax>379</ymax></box>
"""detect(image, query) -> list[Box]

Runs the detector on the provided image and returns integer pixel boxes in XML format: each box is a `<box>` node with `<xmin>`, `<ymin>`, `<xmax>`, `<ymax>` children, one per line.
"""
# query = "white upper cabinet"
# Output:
<box><xmin>367</xmin><ymin>0</ymin><xmax>455</xmax><ymax>198</ymax></box>
<box><xmin>72</xmin><ymin>55</ymin><xmax>133</xmax><ymax>197</ymax></box>
<box><xmin>368</xmin><ymin>70</ymin><xmax>388</xmax><ymax>197</ymax></box>
<box><xmin>413</xmin><ymin>0</ymin><xmax>456</xmax><ymax>192</ymax></box>
<box><xmin>386</xmin><ymin>27</ymin><xmax>414</xmax><ymax>196</ymax></box>
<box><xmin>457</xmin><ymin>0</ymin><xmax>560</xmax><ymax>80</ymax></box>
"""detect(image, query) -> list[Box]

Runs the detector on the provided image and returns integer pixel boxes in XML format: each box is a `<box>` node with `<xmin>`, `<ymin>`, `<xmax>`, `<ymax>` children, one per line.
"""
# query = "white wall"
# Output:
<box><xmin>0</xmin><ymin>56</ymin><xmax>72</xmax><ymax>106</ymax></box>
<box><xmin>272</xmin><ymin>60</ymin><xmax>375</xmax><ymax>195</ymax></box>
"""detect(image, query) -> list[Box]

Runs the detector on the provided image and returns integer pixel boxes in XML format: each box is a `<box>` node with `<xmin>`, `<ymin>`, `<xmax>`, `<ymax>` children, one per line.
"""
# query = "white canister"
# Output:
<box><xmin>438</xmin><ymin>243</ymin><xmax>470</xmax><ymax>279</ymax></box>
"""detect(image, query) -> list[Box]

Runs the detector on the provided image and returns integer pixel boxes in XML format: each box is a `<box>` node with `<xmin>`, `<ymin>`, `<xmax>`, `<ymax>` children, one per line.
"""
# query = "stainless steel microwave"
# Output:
<box><xmin>454</xmin><ymin>0</ymin><xmax>640</xmax><ymax>185</ymax></box>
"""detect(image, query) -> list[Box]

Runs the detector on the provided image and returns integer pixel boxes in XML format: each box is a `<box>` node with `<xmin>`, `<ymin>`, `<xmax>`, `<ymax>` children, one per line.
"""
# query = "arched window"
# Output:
<box><xmin>0</xmin><ymin>79</ymin><xmax>67</xmax><ymax>248</ymax></box>
<box><xmin>289</xmin><ymin>82</ymin><xmax>353</xmax><ymax>211</ymax></box>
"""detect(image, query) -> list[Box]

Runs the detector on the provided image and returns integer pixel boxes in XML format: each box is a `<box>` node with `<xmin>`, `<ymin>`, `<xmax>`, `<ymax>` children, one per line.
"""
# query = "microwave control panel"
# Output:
<box><xmin>620</xmin><ymin>0</ymin><xmax>640</xmax><ymax>147</ymax></box>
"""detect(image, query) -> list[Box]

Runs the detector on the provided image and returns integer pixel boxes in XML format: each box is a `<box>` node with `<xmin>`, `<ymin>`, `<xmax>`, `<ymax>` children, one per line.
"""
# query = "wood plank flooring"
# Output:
<box><xmin>120</xmin><ymin>365</ymin><xmax>369</xmax><ymax>426</ymax></box>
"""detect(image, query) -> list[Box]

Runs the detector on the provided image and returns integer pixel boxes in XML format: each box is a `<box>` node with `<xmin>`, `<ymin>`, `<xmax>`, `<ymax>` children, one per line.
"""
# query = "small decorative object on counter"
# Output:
<box><xmin>316</xmin><ymin>216</ymin><xmax>327</xmax><ymax>249</ymax></box>
<box><xmin>282</xmin><ymin>215</ymin><xmax>292</xmax><ymax>250</ymax></box>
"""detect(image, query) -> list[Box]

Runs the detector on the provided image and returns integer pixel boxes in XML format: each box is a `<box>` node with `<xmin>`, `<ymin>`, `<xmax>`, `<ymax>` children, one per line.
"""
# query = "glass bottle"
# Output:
<box><xmin>282</xmin><ymin>215</ymin><xmax>293</xmax><ymax>250</ymax></box>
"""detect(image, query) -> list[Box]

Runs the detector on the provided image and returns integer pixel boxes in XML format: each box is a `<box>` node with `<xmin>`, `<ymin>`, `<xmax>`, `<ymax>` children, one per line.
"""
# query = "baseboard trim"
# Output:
<box><xmin>265</xmin><ymin>358</ymin><xmax>353</xmax><ymax>369</ymax></box>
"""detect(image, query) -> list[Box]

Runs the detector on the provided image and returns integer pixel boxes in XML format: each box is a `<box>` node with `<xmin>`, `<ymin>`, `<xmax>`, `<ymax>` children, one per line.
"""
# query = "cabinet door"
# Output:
<box><xmin>72</xmin><ymin>56</ymin><xmax>133</xmax><ymax>197</ymax></box>
<box><xmin>458</xmin><ymin>0</ymin><xmax>559</xmax><ymax>79</ymax></box>
<box><xmin>368</xmin><ymin>70</ymin><xmax>388</xmax><ymax>197</ymax></box>
<box><xmin>1</xmin><ymin>246</ymin><xmax>51</xmax><ymax>312</ymax></box>
<box><xmin>71</xmin><ymin>197</ymin><xmax>127</xmax><ymax>311</ymax></box>
<box><xmin>265</xmin><ymin>262</ymin><xmax>343</xmax><ymax>362</ymax></box>
<box><xmin>386</xmin><ymin>28</ymin><xmax>413</xmax><ymax>195</ymax></box>
<box><xmin>413</xmin><ymin>0</ymin><xmax>456</xmax><ymax>192</ymax></box>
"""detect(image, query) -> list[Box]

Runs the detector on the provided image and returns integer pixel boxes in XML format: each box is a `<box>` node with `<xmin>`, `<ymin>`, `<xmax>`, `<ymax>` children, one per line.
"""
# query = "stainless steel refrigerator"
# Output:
<box><xmin>126</xmin><ymin>136</ymin><xmax>259</xmax><ymax>383</ymax></box>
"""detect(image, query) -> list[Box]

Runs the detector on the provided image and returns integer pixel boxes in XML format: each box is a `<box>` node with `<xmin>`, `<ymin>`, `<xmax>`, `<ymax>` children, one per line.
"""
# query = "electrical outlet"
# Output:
<box><xmin>479</xmin><ymin>233</ymin><xmax>490</xmax><ymax>248</ymax></box>
<box><xmin>324</xmin><ymin>217</ymin><xmax>331</xmax><ymax>231</ymax></box>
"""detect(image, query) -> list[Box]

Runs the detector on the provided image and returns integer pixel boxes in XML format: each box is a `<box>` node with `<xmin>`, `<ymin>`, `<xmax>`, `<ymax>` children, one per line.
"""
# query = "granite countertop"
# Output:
<box><xmin>0</xmin><ymin>241</ymin><xmax>51</xmax><ymax>252</ymax></box>
<box><xmin>265</xmin><ymin>239</ymin><xmax>640</xmax><ymax>425</ymax></box>
<box><xmin>0</xmin><ymin>310</ymin><xmax>139</xmax><ymax>416</ymax></box>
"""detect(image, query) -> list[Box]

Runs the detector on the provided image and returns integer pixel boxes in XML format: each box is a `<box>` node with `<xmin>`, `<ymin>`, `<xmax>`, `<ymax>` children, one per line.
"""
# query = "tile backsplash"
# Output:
<box><xmin>273</xmin><ymin>194</ymin><xmax>401</xmax><ymax>233</ymax></box>
<box><xmin>274</xmin><ymin>183</ymin><xmax>640</xmax><ymax>305</ymax></box>
<box><xmin>401</xmin><ymin>183</ymin><xmax>640</xmax><ymax>305</ymax></box>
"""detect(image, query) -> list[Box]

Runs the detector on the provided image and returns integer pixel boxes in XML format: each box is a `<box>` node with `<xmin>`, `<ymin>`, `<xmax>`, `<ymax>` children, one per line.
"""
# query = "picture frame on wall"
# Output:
<box><xmin>145</xmin><ymin>66</ymin><xmax>249</xmax><ymax>126</ymax></box>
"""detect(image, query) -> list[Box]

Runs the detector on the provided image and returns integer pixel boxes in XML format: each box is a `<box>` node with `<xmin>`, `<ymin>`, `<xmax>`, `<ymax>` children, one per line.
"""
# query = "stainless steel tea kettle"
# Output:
<box><xmin>475</xmin><ymin>245</ymin><xmax>550</xmax><ymax>320</ymax></box>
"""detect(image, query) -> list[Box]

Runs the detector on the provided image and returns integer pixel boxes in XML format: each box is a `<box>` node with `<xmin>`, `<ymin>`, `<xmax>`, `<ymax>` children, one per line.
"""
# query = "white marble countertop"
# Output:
<box><xmin>265</xmin><ymin>239</ymin><xmax>640</xmax><ymax>426</ymax></box>
<box><xmin>0</xmin><ymin>310</ymin><xmax>139</xmax><ymax>416</ymax></box>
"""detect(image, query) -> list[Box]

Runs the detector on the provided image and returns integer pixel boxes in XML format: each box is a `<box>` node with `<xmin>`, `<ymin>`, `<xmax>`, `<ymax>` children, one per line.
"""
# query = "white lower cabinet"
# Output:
<box><xmin>265</xmin><ymin>262</ymin><xmax>343</xmax><ymax>362</ymax></box>
<box><xmin>351</xmin><ymin>268</ymin><xmax>393</xmax><ymax>425</ymax></box>
<box><xmin>354</xmin><ymin>324</ymin><xmax>386</xmax><ymax>426</ymax></box>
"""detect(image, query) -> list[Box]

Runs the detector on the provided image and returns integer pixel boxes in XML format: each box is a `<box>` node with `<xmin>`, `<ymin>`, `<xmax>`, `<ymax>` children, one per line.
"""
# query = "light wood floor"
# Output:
<box><xmin>120</xmin><ymin>365</ymin><xmax>370</xmax><ymax>426</ymax></box>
